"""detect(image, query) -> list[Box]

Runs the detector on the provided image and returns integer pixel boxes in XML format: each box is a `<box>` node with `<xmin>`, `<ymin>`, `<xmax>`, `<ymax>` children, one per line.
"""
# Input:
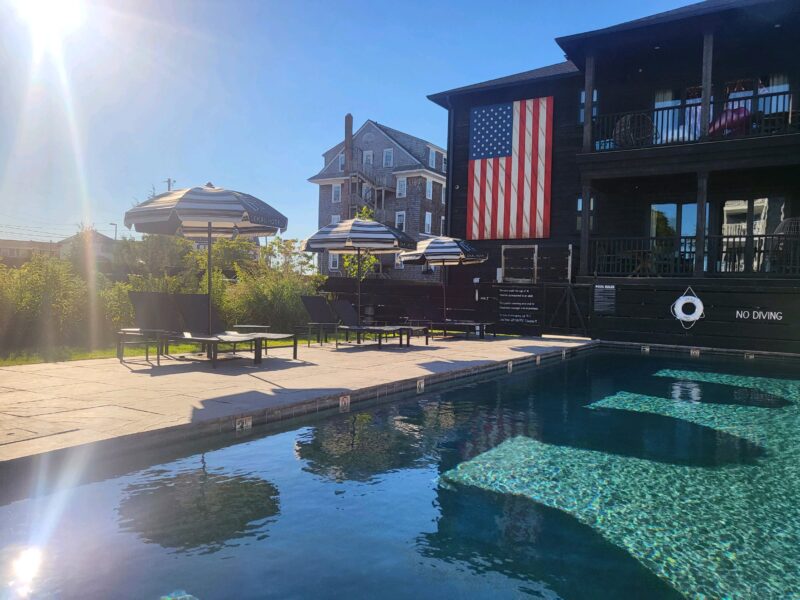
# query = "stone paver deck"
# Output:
<box><xmin>0</xmin><ymin>335</ymin><xmax>593</xmax><ymax>463</ymax></box>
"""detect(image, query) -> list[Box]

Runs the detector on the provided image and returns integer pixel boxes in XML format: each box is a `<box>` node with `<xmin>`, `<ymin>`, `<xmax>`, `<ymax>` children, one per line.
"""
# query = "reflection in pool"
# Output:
<box><xmin>0</xmin><ymin>351</ymin><xmax>796</xmax><ymax>598</ymax></box>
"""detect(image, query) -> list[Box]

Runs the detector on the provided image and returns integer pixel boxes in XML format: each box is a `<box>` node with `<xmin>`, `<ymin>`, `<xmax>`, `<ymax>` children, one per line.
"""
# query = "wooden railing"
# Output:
<box><xmin>592</xmin><ymin>91</ymin><xmax>797</xmax><ymax>151</ymax></box>
<box><xmin>589</xmin><ymin>234</ymin><xmax>800</xmax><ymax>277</ymax></box>
<box><xmin>589</xmin><ymin>237</ymin><xmax>696</xmax><ymax>277</ymax></box>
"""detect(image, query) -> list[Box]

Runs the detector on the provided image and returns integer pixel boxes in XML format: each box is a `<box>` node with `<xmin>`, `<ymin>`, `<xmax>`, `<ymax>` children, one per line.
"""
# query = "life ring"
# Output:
<box><xmin>672</xmin><ymin>295</ymin><xmax>704</xmax><ymax>323</ymax></box>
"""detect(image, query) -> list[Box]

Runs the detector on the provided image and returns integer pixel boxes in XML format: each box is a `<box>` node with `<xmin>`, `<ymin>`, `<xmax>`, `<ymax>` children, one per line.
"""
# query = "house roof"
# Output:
<box><xmin>58</xmin><ymin>229</ymin><xmax>115</xmax><ymax>245</ymax></box>
<box><xmin>427</xmin><ymin>61</ymin><xmax>579</xmax><ymax>108</ymax></box>
<box><xmin>556</xmin><ymin>0</ymin><xmax>788</xmax><ymax>63</ymax></box>
<box><xmin>310</xmin><ymin>119</ymin><xmax>445</xmax><ymax>182</ymax></box>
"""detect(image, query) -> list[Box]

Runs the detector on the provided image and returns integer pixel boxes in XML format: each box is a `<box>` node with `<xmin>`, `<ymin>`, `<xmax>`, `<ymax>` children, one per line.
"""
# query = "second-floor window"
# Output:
<box><xmin>338</xmin><ymin>154</ymin><xmax>345</xmax><ymax>171</ymax></box>
<box><xmin>328</xmin><ymin>252</ymin><xmax>339</xmax><ymax>270</ymax></box>
<box><xmin>383</xmin><ymin>148</ymin><xmax>393</xmax><ymax>167</ymax></box>
<box><xmin>396</xmin><ymin>177</ymin><xmax>407</xmax><ymax>198</ymax></box>
<box><xmin>424</xmin><ymin>211</ymin><xmax>432</xmax><ymax>234</ymax></box>
<box><xmin>330</xmin><ymin>214</ymin><xmax>340</xmax><ymax>225</ymax></box>
<box><xmin>440</xmin><ymin>215</ymin><xmax>446</xmax><ymax>235</ymax></box>
<box><xmin>441</xmin><ymin>185</ymin><xmax>446</xmax><ymax>205</ymax></box>
<box><xmin>428</xmin><ymin>149</ymin><xmax>437</xmax><ymax>169</ymax></box>
<box><xmin>425</xmin><ymin>179</ymin><xmax>433</xmax><ymax>200</ymax></box>
<box><xmin>442</xmin><ymin>156</ymin><xmax>447</xmax><ymax>173</ymax></box>
<box><xmin>363</xmin><ymin>150</ymin><xmax>373</xmax><ymax>166</ymax></box>
<box><xmin>332</xmin><ymin>183</ymin><xmax>341</xmax><ymax>203</ymax></box>
<box><xmin>579</xmin><ymin>89</ymin><xmax>598</xmax><ymax>124</ymax></box>
<box><xmin>395</xmin><ymin>211</ymin><xmax>406</xmax><ymax>232</ymax></box>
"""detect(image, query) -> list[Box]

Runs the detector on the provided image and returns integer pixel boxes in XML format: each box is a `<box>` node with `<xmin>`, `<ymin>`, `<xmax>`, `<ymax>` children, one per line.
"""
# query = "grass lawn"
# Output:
<box><xmin>0</xmin><ymin>337</ymin><xmax>305</xmax><ymax>367</ymax></box>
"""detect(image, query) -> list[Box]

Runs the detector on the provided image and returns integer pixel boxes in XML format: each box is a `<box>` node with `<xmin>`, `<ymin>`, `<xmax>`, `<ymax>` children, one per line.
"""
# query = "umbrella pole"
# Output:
<box><xmin>207</xmin><ymin>222</ymin><xmax>212</xmax><ymax>335</ymax></box>
<box><xmin>442</xmin><ymin>265</ymin><xmax>447</xmax><ymax>322</ymax></box>
<box><xmin>357</xmin><ymin>248</ymin><xmax>362</xmax><ymax>326</ymax></box>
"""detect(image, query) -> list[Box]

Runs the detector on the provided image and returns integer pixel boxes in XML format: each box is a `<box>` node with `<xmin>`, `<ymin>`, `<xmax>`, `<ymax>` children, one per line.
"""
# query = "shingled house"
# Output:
<box><xmin>309</xmin><ymin>115</ymin><xmax>447</xmax><ymax>280</ymax></box>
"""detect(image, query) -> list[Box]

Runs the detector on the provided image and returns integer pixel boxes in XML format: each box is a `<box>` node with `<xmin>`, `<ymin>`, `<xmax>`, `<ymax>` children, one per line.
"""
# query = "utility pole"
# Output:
<box><xmin>109</xmin><ymin>222</ymin><xmax>118</xmax><ymax>240</ymax></box>
<box><xmin>164</xmin><ymin>177</ymin><xmax>176</xmax><ymax>192</ymax></box>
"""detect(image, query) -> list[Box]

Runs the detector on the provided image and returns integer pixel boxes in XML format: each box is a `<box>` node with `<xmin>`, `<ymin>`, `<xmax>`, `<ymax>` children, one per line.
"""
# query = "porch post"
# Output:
<box><xmin>694</xmin><ymin>172</ymin><xmax>708</xmax><ymax>276</ymax></box>
<box><xmin>580</xmin><ymin>179</ymin><xmax>592</xmax><ymax>276</ymax></box>
<box><xmin>700</xmin><ymin>31</ymin><xmax>714</xmax><ymax>138</ymax></box>
<box><xmin>745</xmin><ymin>197</ymin><xmax>755</xmax><ymax>273</ymax></box>
<box><xmin>582</xmin><ymin>54</ymin><xmax>595</xmax><ymax>153</ymax></box>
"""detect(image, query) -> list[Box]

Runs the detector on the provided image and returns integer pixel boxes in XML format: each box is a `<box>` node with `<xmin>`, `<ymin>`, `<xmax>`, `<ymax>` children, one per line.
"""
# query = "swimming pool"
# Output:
<box><xmin>0</xmin><ymin>350</ymin><xmax>797</xmax><ymax>599</ymax></box>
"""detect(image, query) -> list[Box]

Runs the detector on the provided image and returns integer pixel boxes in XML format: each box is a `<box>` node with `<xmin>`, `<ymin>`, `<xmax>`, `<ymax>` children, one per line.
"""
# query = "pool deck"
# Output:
<box><xmin>0</xmin><ymin>335</ymin><xmax>594</xmax><ymax>464</ymax></box>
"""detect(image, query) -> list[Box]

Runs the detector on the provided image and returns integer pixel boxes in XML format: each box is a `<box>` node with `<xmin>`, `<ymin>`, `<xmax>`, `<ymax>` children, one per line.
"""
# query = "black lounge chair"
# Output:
<box><xmin>331</xmin><ymin>299</ymin><xmax>428</xmax><ymax>348</ymax></box>
<box><xmin>169</xmin><ymin>294</ymin><xmax>298</xmax><ymax>367</ymax></box>
<box><xmin>118</xmin><ymin>292</ymin><xmax>297</xmax><ymax>368</ymax></box>
<box><xmin>300</xmin><ymin>295</ymin><xmax>340</xmax><ymax>346</ymax></box>
<box><xmin>329</xmin><ymin>299</ymin><xmax>406</xmax><ymax>348</ymax></box>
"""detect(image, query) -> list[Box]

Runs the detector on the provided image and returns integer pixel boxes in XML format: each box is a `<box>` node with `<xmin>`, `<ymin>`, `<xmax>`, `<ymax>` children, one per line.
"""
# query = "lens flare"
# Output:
<box><xmin>9</xmin><ymin>547</ymin><xmax>42</xmax><ymax>598</ymax></box>
<box><xmin>13</xmin><ymin>0</ymin><xmax>85</xmax><ymax>60</ymax></box>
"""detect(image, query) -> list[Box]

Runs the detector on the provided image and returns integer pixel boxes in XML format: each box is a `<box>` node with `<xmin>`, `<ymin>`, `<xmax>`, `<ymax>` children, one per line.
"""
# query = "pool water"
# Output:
<box><xmin>1</xmin><ymin>351</ymin><xmax>798</xmax><ymax>599</ymax></box>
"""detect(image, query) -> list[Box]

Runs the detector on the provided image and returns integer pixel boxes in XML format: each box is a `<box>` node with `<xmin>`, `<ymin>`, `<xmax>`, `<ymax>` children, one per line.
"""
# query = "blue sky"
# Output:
<box><xmin>0</xmin><ymin>0</ymin><xmax>694</xmax><ymax>242</ymax></box>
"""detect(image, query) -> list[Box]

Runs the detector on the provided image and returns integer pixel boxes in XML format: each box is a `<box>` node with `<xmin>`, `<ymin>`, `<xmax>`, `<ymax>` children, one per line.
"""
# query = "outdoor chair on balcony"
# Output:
<box><xmin>613</xmin><ymin>113</ymin><xmax>658</xmax><ymax>148</ymax></box>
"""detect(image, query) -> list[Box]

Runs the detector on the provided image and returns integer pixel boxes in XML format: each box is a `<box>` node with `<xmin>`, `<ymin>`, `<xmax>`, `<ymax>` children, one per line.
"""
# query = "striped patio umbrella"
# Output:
<box><xmin>124</xmin><ymin>183</ymin><xmax>288</xmax><ymax>333</ymax></box>
<box><xmin>301</xmin><ymin>218</ymin><xmax>416</xmax><ymax>324</ymax></box>
<box><xmin>399</xmin><ymin>236</ymin><xmax>487</xmax><ymax>321</ymax></box>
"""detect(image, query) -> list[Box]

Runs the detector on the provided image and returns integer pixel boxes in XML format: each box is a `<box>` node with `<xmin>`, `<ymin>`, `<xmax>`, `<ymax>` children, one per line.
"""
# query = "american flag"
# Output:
<box><xmin>467</xmin><ymin>97</ymin><xmax>553</xmax><ymax>240</ymax></box>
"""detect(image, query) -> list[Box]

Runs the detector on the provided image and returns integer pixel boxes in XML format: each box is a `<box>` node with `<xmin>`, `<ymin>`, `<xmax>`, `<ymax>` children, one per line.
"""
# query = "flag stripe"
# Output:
<box><xmin>478</xmin><ymin>159</ymin><xmax>487</xmax><ymax>240</ymax></box>
<box><xmin>543</xmin><ymin>96</ymin><xmax>553</xmax><ymax>237</ymax></box>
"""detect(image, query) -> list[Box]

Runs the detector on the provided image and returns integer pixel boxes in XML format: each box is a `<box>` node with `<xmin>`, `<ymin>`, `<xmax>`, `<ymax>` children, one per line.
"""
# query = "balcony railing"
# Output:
<box><xmin>589</xmin><ymin>234</ymin><xmax>800</xmax><ymax>277</ymax></box>
<box><xmin>592</xmin><ymin>91</ymin><xmax>797</xmax><ymax>152</ymax></box>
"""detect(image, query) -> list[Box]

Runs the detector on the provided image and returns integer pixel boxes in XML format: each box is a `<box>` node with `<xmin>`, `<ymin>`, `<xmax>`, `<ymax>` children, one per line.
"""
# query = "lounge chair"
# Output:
<box><xmin>169</xmin><ymin>294</ymin><xmax>298</xmax><ymax>367</ymax></box>
<box><xmin>331</xmin><ymin>299</ymin><xmax>428</xmax><ymax>348</ymax></box>
<box><xmin>118</xmin><ymin>292</ymin><xmax>297</xmax><ymax>368</ymax></box>
<box><xmin>300</xmin><ymin>295</ymin><xmax>340</xmax><ymax>346</ymax></box>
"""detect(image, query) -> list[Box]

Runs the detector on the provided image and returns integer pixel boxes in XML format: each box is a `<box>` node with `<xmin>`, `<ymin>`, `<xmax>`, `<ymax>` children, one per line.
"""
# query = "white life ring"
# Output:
<box><xmin>672</xmin><ymin>295</ymin><xmax>704</xmax><ymax>323</ymax></box>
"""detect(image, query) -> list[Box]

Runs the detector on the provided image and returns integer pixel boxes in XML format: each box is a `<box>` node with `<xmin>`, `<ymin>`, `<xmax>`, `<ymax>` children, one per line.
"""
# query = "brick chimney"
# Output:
<box><xmin>344</xmin><ymin>113</ymin><xmax>353</xmax><ymax>174</ymax></box>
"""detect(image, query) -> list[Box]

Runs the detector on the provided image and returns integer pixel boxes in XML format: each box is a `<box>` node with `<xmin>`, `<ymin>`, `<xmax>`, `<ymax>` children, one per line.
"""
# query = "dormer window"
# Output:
<box><xmin>428</xmin><ymin>149</ymin><xmax>436</xmax><ymax>169</ymax></box>
<box><xmin>383</xmin><ymin>148</ymin><xmax>393</xmax><ymax>167</ymax></box>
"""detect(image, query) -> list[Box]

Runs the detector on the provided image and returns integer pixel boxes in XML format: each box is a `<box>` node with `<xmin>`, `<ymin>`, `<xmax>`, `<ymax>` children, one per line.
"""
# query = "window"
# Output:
<box><xmin>579</xmin><ymin>89</ymin><xmax>598</xmax><ymax>124</ymax></box>
<box><xmin>441</xmin><ymin>185</ymin><xmax>446</xmax><ymax>205</ymax></box>
<box><xmin>394</xmin><ymin>253</ymin><xmax>404</xmax><ymax>269</ymax></box>
<box><xmin>330</xmin><ymin>214</ymin><xmax>340</xmax><ymax>224</ymax></box>
<box><xmin>338</xmin><ymin>154</ymin><xmax>345</xmax><ymax>171</ymax></box>
<box><xmin>332</xmin><ymin>183</ymin><xmax>341</xmax><ymax>203</ymax></box>
<box><xmin>650</xmin><ymin>203</ymin><xmax>677</xmax><ymax>237</ymax></box>
<box><xmin>440</xmin><ymin>215</ymin><xmax>446</xmax><ymax>235</ymax></box>
<box><xmin>576</xmin><ymin>196</ymin><xmax>595</xmax><ymax>232</ymax></box>
<box><xmin>395</xmin><ymin>211</ymin><xmax>406</xmax><ymax>232</ymax></box>
<box><xmin>382</xmin><ymin>148</ymin><xmax>393</xmax><ymax>167</ymax></box>
<box><xmin>328</xmin><ymin>252</ymin><xmax>339</xmax><ymax>270</ymax></box>
<box><xmin>396</xmin><ymin>177</ymin><xmax>407</xmax><ymax>198</ymax></box>
<box><xmin>363</xmin><ymin>150</ymin><xmax>373</xmax><ymax>166</ymax></box>
<box><xmin>442</xmin><ymin>156</ymin><xmax>447</xmax><ymax>173</ymax></box>
<box><xmin>428</xmin><ymin>149</ymin><xmax>437</xmax><ymax>169</ymax></box>
<box><xmin>424</xmin><ymin>211</ymin><xmax>432</xmax><ymax>234</ymax></box>
<box><xmin>425</xmin><ymin>179</ymin><xmax>433</xmax><ymax>200</ymax></box>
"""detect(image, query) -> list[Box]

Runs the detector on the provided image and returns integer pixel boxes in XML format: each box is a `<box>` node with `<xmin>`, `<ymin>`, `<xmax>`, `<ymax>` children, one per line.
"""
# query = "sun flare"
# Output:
<box><xmin>13</xmin><ymin>0</ymin><xmax>85</xmax><ymax>58</ymax></box>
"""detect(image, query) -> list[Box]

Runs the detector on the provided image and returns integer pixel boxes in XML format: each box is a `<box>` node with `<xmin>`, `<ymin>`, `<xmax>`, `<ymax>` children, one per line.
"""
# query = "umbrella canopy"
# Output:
<box><xmin>302</xmin><ymin>218</ymin><xmax>416</xmax><ymax>325</ymax></box>
<box><xmin>123</xmin><ymin>183</ymin><xmax>288</xmax><ymax>335</ymax></box>
<box><xmin>399</xmin><ymin>236</ymin><xmax>487</xmax><ymax>322</ymax></box>
<box><xmin>300</xmin><ymin>218</ymin><xmax>416</xmax><ymax>254</ymax></box>
<box><xmin>124</xmin><ymin>183</ymin><xmax>288</xmax><ymax>237</ymax></box>
<box><xmin>399</xmin><ymin>236</ymin><xmax>487</xmax><ymax>266</ymax></box>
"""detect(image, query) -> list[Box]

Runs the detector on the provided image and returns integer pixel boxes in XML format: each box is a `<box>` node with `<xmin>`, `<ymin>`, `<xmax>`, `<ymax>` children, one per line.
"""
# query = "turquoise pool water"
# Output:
<box><xmin>0</xmin><ymin>351</ymin><xmax>798</xmax><ymax>599</ymax></box>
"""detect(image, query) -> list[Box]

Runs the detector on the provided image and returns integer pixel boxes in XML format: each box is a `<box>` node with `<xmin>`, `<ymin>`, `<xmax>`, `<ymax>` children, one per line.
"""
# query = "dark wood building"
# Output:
<box><xmin>429</xmin><ymin>0</ymin><xmax>800</xmax><ymax>352</ymax></box>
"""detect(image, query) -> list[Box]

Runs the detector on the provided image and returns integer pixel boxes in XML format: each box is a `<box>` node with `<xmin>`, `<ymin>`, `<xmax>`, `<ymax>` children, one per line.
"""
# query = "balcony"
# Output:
<box><xmin>591</xmin><ymin>91</ymin><xmax>797</xmax><ymax>152</ymax></box>
<box><xmin>589</xmin><ymin>234</ymin><xmax>800</xmax><ymax>277</ymax></box>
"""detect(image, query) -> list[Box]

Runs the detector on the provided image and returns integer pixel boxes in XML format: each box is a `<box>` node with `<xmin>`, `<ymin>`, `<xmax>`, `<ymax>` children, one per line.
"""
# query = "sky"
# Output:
<box><xmin>0</xmin><ymin>0</ymin><xmax>697</xmax><ymax>242</ymax></box>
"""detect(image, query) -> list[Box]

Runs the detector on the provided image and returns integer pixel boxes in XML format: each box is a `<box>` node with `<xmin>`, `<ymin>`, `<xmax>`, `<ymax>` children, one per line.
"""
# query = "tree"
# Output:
<box><xmin>342</xmin><ymin>206</ymin><xmax>379</xmax><ymax>280</ymax></box>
